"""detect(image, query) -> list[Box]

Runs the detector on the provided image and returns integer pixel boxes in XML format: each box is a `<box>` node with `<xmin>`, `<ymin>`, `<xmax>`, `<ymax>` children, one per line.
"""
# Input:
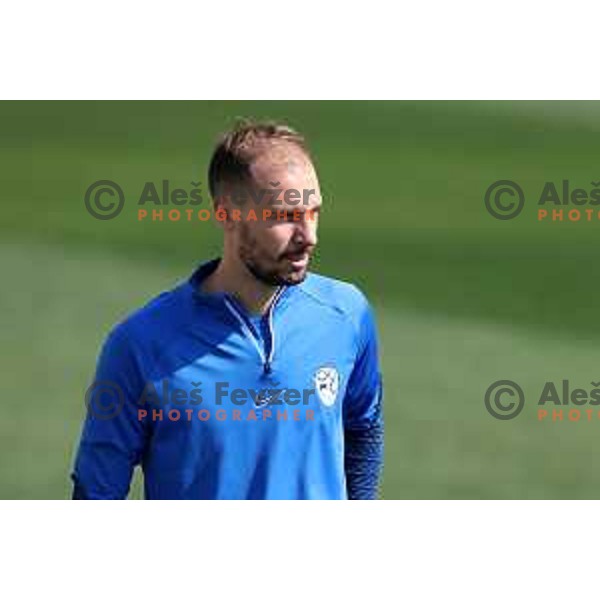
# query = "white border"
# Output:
<box><xmin>0</xmin><ymin>502</ymin><xmax>597</xmax><ymax>598</ymax></box>
<box><xmin>1</xmin><ymin>1</ymin><xmax>599</xmax><ymax>99</ymax></box>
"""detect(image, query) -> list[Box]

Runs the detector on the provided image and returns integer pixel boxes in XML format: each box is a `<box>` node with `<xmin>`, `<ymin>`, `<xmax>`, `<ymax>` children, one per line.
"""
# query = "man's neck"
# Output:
<box><xmin>201</xmin><ymin>257</ymin><xmax>279</xmax><ymax>316</ymax></box>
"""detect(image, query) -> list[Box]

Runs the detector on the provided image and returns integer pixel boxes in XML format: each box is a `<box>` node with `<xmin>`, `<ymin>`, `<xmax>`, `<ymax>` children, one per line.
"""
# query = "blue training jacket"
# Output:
<box><xmin>72</xmin><ymin>258</ymin><xmax>383</xmax><ymax>499</ymax></box>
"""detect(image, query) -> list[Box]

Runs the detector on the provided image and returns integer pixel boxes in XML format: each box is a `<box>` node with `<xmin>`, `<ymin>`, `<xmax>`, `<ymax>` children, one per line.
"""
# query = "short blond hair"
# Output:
<box><xmin>208</xmin><ymin>118</ymin><xmax>311</xmax><ymax>200</ymax></box>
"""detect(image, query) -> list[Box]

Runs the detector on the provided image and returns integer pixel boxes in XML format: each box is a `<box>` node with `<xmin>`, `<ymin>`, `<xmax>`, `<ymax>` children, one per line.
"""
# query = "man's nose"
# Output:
<box><xmin>294</xmin><ymin>218</ymin><xmax>317</xmax><ymax>247</ymax></box>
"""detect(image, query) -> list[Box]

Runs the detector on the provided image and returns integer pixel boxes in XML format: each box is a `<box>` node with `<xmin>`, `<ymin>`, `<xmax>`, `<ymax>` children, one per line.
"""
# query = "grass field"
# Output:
<box><xmin>2</xmin><ymin>101</ymin><xmax>600</xmax><ymax>498</ymax></box>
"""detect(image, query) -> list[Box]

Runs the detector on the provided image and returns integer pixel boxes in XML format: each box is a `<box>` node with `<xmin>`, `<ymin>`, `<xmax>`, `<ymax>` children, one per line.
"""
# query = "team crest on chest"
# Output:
<box><xmin>314</xmin><ymin>366</ymin><xmax>340</xmax><ymax>407</ymax></box>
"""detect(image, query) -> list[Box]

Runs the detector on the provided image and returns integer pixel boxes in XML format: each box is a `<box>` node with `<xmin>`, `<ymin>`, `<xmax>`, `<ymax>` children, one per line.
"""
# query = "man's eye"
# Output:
<box><xmin>272</xmin><ymin>213</ymin><xmax>296</xmax><ymax>222</ymax></box>
<box><xmin>266</xmin><ymin>211</ymin><xmax>319</xmax><ymax>222</ymax></box>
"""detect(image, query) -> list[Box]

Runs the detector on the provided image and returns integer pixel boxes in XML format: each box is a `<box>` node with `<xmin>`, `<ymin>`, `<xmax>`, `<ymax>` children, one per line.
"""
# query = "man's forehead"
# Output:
<box><xmin>250</xmin><ymin>145</ymin><xmax>316</xmax><ymax>181</ymax></box>
<box><xmin>269</xmin><ymin>187</ymin><xmax>321</xmax><ymax>210</ymax></box>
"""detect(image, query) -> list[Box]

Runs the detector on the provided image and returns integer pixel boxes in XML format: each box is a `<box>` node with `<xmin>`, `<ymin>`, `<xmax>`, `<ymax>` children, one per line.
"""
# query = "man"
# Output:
<box><xmin>72</xmin><ymin>120</ymin><xmax>384</xmax><ymax>499</ymax></box>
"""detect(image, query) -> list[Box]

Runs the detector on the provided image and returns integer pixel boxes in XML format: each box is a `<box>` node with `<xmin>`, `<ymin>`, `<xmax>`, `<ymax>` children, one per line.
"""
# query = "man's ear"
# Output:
<box><xmin>213</xmin><ymin>194</ymin><xmax>235</xmax><ymax>230</ymax></box>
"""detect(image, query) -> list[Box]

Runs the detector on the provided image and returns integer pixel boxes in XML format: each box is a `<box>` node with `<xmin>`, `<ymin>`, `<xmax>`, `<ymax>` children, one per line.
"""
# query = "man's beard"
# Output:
<box><xmin>238</xmin><ymin>227</ymin><xmax>311</xmax><ymax>287</ymax></box>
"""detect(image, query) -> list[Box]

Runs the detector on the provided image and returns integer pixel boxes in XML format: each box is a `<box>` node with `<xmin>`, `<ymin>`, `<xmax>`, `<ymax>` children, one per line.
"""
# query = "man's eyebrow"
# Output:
<box><xmin>263</xmin><ymin>204</ymin><xmax>321</xmax><ymax>215</ymax></box>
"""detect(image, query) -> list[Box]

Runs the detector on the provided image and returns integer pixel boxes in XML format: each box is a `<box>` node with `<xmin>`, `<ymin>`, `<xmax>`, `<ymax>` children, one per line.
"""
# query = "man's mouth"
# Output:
<box><xmin>284</xmin><ymin>250</ymin><xmax>308</xmax><ymax>260</ymax></box>
<box><xmin>282</xmin><ymin>249</ymin><xmax>311</xmax><ymax>268</ymax></box>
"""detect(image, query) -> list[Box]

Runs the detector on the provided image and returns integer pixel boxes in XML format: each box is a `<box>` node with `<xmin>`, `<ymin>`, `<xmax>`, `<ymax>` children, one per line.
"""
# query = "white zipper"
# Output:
<box><xmin>223</xmin><ymin>287</ymin><xmax>286</xmax><ymax>374</ymax></box>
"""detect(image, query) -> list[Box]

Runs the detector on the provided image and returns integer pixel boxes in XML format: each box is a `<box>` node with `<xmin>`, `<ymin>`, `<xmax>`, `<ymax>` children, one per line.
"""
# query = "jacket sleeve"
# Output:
<box><xmin>71</xmin><ymin>323</ymin><xmax>148</xmax><ymax>499</ymax></box>
<box><xmin>342</xmin><ymin>294</ymin><xmax>384</xmax><ymax>500</ymax></box>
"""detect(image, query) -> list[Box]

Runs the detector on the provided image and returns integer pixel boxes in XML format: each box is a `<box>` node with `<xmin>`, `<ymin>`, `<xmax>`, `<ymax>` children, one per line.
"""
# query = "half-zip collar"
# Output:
<box><xmin>188</xmin><ymin>258</ymin><xmax>290</xmax><ymax>375</ymax></box>
<box><xmin>223</xmin><ymin>286</ymin><xmax>286</xmax><ymax>375</ymax></box>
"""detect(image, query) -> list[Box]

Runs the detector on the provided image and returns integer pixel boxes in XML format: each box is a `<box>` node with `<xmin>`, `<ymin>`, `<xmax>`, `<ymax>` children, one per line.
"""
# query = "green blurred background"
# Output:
<box><xmin>2</xmin><ymin>101</ymin><xmax>600</xmax><ymax>499</ymax></box>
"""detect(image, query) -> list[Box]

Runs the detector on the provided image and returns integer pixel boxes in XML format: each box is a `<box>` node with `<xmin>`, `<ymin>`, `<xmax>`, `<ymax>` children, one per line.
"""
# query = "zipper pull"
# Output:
<box><xmin>264</xmin><ymin>361</ymin><xmax>272</xmax><ymax>375</ymax></box>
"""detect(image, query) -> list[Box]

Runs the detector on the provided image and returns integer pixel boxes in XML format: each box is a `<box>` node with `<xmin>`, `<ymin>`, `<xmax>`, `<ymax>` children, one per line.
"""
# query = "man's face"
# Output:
<box><xmin>228</xmin><ymin>150</ymin><xmax>322</xmax><ymax>286</ymax></box>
